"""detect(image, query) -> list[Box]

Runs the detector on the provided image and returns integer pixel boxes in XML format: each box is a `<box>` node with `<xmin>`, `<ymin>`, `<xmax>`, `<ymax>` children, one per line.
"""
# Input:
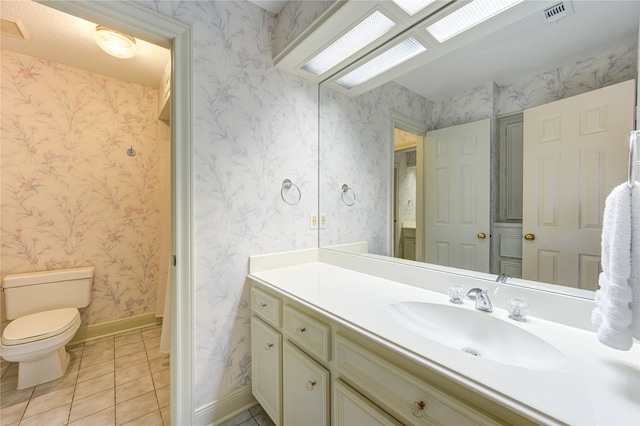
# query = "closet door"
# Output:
<box><xmin>522</xmin><ymin>79</ymin><xmax>635</xmax><ymax>289</ymax></box>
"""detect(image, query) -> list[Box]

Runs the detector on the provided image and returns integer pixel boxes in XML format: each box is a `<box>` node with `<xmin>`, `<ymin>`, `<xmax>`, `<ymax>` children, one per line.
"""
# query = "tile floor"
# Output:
<box><xmin>219</xmin><ymin>405</ymin><xmax>275</xmax><ymax>426</ymax></box>
<box><xmin>0</xmin><ymin>324</ymin><xmax>169</xmax><ymax>425</ymax></box>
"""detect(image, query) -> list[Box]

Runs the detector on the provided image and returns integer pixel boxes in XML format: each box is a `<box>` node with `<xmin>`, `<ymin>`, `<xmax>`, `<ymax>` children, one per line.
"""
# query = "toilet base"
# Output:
<box><xmin>16</xmin><ymin>346</ymin><xmax>71</xmax><ymax>390</ymax></box>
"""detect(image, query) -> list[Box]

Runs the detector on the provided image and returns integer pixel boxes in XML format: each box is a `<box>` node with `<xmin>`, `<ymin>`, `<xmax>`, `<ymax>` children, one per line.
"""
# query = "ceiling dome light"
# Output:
<box><xmin>94</xmin><ymin>25</ymin><xmax>137</xmax><ymax>59</ymax></box>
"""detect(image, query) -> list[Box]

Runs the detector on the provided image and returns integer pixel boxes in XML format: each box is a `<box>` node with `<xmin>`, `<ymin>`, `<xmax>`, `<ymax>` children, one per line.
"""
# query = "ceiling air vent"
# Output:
<box><xmin>544</xmin><ymin>1</ymin><xmax>574</xmax><ymax>23</ymax></box>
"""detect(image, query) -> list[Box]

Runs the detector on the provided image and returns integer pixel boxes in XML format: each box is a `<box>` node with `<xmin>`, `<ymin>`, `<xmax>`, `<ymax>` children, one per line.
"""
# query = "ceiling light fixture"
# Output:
<box><xmin>427</xmin><ymin>0</ymin><xmax>524</xmax><ymax>43</ymax></box>
<box><xmin>335</xmin><ymin>37</ymin><xmax>426</xmax><ymax>89</ymax></box>
<box><xmin>302</xmin><ymin>10</ymin><xmax>396</xmax><ymax>76</ymax></box>
<box><xmin>392</xmin><ymin>0</ymin><xmax>437</xmax><ymax>16</ymax></box>
<box><xmin>94</xmin><ymin>25</ymin><xmax>137</xmax><ymax>59</ymax></box>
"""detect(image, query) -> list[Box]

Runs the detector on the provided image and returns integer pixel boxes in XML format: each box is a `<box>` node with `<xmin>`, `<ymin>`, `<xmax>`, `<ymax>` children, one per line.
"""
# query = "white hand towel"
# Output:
<box><xmin>630</xmin><ymin>183</ymin><xmax>640</xmax><ymax>340</ymax></box>
<box><xmin>591</xmin><ymin>183</ymin><xmax>634</xmax><ymax>350</ymax></box>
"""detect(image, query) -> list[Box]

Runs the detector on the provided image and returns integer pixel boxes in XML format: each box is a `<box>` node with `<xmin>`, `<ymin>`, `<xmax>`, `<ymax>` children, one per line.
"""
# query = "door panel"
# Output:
<box><xmin>425</xmin><ymin>119</ymin><xmax>491</xmax><ymax>273</ymax></box>
<box><xmin>522</xmin><ymin>80</ymin><xmax>635</xmax><ymax>289</ymax></box>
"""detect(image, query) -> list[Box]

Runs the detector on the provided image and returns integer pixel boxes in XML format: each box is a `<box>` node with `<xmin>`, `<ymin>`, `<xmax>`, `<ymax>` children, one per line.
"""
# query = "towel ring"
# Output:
<box><xmin>281</xmin><ymin>179</ymin><xmax>301</xmax><ymax>205</ymax></box>
<box><xmin>341</xmin><ymin>184</ymin><xmax>356</xmax><ymax>206</ymax></box>
<box><xmin>629</xmin><ymin>131</ymin><xmax>639</xmax><ymax>188</ymax></box>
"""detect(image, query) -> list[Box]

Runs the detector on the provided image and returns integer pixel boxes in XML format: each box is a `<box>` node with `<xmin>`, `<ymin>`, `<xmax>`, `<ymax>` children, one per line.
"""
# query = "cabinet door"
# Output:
<box><xmin>333</xmin><ymin>380</ymin><xmax>402</xmax><ymax>426</ymax></box>
<box><xmin>251</xmin><ymin>316</ymin><xmax>282</xmax><ymax>425</ymax></box>
<box><xmin>283</xmin><ymin>341</ymin><xmax>329</xmax><ymax>426</ymax></box>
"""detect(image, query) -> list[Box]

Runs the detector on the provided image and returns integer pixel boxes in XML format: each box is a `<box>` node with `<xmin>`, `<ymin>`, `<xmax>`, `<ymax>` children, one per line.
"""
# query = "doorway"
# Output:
<box><xmin>31</xmin><ymin>2</ymin><xmax>194</xmax><ymax>424</ymax></box>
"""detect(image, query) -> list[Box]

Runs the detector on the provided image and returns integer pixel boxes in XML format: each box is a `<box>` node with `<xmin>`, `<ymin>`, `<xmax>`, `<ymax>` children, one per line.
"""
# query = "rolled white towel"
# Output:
<box><xmin>630</xmin><ymin>184</ymin><xmax>640</xmax><ymax>339</ymax></box>
<box><xmin>592</xmin><ymin>183</ymin><xmax>634</xmax><ymax>350</ymax></box>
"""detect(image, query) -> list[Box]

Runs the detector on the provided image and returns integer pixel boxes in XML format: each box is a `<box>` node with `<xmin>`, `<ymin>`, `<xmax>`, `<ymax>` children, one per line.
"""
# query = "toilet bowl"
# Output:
<box><xmin>1</xmin><ymin>308</ymin><xmax>82</xmax><ymax>389</ymax></box>
<box><xmin>1</xmin><ymin>267</ymin><xmax>93</xmax><ymax>389</ymax></box>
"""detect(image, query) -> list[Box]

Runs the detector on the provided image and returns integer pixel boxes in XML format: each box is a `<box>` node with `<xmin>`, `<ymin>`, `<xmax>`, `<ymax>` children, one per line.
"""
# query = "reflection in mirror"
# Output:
<box><xmin>319</xmin><ymin>1</ymin><xmax>639</xmax><ymax>296</ymax></box>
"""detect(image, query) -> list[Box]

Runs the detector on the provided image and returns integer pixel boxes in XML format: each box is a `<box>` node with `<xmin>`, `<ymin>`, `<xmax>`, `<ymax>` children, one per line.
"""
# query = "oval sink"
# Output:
<box><xmin>386</xmin><ymin>302</ymin><xmax>567</xmax><ymax>371</ymax></box>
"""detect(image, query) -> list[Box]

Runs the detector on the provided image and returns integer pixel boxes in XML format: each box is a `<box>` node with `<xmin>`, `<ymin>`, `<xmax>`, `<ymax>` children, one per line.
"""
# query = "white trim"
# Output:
<box><xmin>195</xmin><ymin>385</ymin><xmax>258</xmax><ymax>426</ymax></box>
<box><xmin>389</xmin><ymin>111</ymin><xmax>428</xmax><ymax>260</ymax></box>
<box><xmin>34</xmin><ymin>2</ymin><xmax>195</xmax><ymax>424</ymax></box>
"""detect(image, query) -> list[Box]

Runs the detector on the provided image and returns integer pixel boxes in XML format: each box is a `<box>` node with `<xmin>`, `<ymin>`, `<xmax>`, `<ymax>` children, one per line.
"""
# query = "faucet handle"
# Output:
<box><xmin>448</xmin><ymin>285</ymin><xmax>465</xmax><ymax>304</ymax></box>
<box><xmin>507</xmin><ymin>299</ymin><xmax>529</xmax><ymax>321</ymax></box>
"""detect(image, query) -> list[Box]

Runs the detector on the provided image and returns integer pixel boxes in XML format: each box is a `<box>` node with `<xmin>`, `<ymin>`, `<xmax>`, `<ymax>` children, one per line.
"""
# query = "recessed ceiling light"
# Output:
<box><xmin>335</xmin><ymin>37</ymin><xmax>426</xmax><ymax>89</ymax></box>
<box><xmin>94</xmin><ymin>25</ymin><xmax>137</xmax><ymax>59</ymax></box>
<box><xmin>302</xmin><ymin>10</ymin><xmax>396</xmax><ymax>76</ymax></box>
<box><xmin>427</xmin><ymin>0</ymin><xmax>524</xmax><ymax>43</ymax></box>
<box><xmin>392</xmin><ymin>0</ymin><xmax>437</xmax><ymax>16</ymax></box>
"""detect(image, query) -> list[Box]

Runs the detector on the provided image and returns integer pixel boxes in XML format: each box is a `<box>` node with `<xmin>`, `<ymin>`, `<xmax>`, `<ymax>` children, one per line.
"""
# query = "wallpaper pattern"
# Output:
<box><xmin>0</xmin><ymin>51</ymin><xmax>168</xmax><ymax>326</ymax></box>
<box><xmin>319</xmin><ymin>81</ymin><xmax>430</xmax><ymax>254</ymax></box>
<box><xmin>136</xmin><ymin>0</ymin><xmax>319</xmax><ymax>407</ymax></box>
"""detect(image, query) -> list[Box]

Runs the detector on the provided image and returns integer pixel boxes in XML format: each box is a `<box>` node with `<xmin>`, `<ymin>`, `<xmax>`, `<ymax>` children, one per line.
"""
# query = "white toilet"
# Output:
<box><xmin>1</xmin><ymin>266</ymin><xmax>94</xmax><ymax>389</ymax></box>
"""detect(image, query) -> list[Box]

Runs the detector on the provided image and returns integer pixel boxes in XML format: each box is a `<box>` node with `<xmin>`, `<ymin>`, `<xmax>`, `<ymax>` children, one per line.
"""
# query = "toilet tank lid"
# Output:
<box><xmin>2</xmin><ymin>266</ymin><xmax>95</xmax><ymax>289</ymax></box>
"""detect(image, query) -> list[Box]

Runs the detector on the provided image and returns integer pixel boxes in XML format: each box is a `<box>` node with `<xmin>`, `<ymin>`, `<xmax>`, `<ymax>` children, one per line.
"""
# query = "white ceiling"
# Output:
<box><xmin>395</xmin><ymin>0</ymin><xmax>640</xmax><ymax>101</ymax></box>
<box><xmin>1</xmin><ymin>1</ymin><xmax>637</xmax><ymax>100</ymax></box>
<box><xmin>0</xmin><ymin>1</ymin><xmax>170</xmax><ymax>88</ymax></box>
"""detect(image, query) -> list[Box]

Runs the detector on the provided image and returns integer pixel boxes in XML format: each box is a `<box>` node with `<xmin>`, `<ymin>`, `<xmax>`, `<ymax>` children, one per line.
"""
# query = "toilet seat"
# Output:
<box><xmin>1</xmin><ymin>308</ymin><xmax>80</xmax><ymax>346</ymax></box>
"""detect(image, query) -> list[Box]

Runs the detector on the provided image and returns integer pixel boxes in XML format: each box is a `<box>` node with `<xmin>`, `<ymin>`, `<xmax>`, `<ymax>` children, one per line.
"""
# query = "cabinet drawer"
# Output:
<box><xmin>333</xmin><ymin>379</ymin><xmax>402</xmax><ymax>426</ymax></box>
<box><xmin>283</xmin><ymin>341</ymin><xmax>330</xmax><ymax>426</ymax></box>
<box><xmin>283</xmin><ymin>305</ymin><xmax>330</xmax><ymax>362</ymax></box>
<box><xmin>251</xmin><ymin>286</ymin><xmax>281</xmax><ymax>327</ymax></box>
<box><xmin>335</xmin><ymin>335</ymin><xmax>499</xmax><ymax>425</ymax></box>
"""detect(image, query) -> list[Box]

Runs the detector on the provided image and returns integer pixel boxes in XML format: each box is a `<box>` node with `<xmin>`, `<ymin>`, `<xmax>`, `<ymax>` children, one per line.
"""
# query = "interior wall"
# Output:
<box><xmin>136</xmin><ymin>0</ymin><xmax>319</xmax><ymax>409</ymax></box>
<box><xmin>0</xmin><ymin>50</ymin><xmax>169</xmax><ymax>326</ymax></box>
<box><xmin>319</xmin><ymin>81</ymin><xmax>431</xmax><ymax>255</ymax></box>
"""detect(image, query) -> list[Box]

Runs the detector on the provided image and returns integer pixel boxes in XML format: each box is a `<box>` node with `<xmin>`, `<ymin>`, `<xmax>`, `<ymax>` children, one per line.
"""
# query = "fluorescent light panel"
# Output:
<box><xmin>392</xmin><ymin>0</ymin><xmax>437</xmax><ymax>16</ymax></box>
<box><xmin>302</xmin><ymin>11</ymin><xmax>396</xmax><ymax>76</ymax></box>
<box><xmin>336</xmin><ymin>37</ymin><xmax>426</xmax><ymax>89</ymax></box>
<box><xmin>427</xmin><ymin>0</ymin><xmax>524</xmax><ymax>42</ymax></box>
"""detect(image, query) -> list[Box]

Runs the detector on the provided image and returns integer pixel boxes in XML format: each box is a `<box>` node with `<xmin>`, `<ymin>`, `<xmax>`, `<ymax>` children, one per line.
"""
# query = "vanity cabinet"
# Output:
<box><xmin>283</xmin><ymin>341</ymin><xmax>330</xmax><ymax>425</ymax></box>
<box><xmin>251</xmin><ymin>281</ymin><xmax>508</xmax><ymax>426</ymax></box>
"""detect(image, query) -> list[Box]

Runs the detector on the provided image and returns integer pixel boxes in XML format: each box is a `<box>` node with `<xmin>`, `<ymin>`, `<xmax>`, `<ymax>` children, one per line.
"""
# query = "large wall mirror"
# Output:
<box><xmin>319</xmin><ymin>0</ymin><xmax>639</xmax><ymax>297</ymax></box>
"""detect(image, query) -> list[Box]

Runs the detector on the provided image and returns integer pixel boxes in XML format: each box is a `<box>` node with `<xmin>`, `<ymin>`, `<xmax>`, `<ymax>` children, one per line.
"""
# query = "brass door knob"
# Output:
<box><xmin>524</xmin><ymin>233</ymin><xmax>535</xmax><ymax>241</ymax></box>
<box><xmin>477</xmin><ymin>232</ymin><xmax>486</xmax><ymax>240</ymax></box>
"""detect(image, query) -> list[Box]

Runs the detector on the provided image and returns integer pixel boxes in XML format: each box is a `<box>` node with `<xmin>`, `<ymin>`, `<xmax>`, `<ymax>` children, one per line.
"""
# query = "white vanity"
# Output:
<box><xmin>248</xmin><ymin>248</ymin><xmax>640</xmax><ymax>425</ymax></box>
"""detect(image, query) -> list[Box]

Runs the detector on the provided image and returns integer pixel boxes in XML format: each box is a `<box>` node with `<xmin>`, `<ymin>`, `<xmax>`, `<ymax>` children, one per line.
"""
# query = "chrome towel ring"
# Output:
<box><xmin>281</xmin><ymin>179</ymin><xmax>301</xmax><ymax>205</ymax></box>
<box><xmin>341</xmin><ymin>184</ymin><xmax>356</xmax><ymax>206</ymax></box>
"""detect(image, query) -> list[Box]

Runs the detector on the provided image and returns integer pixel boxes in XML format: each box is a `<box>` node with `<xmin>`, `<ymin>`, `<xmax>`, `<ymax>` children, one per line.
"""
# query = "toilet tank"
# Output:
<box><xmin>2</xmin><ymin>266</ymin><xmax>95</xmax><ymax>320</ymax></box>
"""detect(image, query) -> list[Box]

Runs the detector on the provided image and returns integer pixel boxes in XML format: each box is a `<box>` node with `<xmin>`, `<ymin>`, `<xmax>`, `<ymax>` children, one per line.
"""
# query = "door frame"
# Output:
<box><xmin>36</xmin><ymin>2</ymin><xmax>194</xmax><ymax>424</ymax></box>
<box><xmin>389</xmin><ymin>111</ymin><xmax>428</xmax><ymax>260</ymax></box>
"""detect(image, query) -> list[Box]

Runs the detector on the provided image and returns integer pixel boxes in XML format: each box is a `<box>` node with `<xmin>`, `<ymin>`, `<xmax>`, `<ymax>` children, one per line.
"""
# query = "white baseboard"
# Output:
<box><xmin>195</xmin><ymin>385</ymin><xmax>258</xmax><ymax>426</ymax></box>
<box><xmin>69</xmin><ymin>312</ymin><xmax>161</xmax><ymax>345</ymax></box>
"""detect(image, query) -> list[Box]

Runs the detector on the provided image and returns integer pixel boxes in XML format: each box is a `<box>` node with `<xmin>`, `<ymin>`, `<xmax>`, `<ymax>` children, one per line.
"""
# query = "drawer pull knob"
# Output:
<box><xmin>306</xmin><ymin>380</ymin><xmax>317</xmax><ymax>391</ymax></box>
<box><xmin>411</xmin><ymin>401</ymin><xmax>426</xmax><ymax>418</ymax></box>
<box><xmin>259</xmin><ymin>303</ymin><xmax>267</xmax><ymax>308</ymax></box>
<box><xmin>296</xmin><ymin>327</ymin><xmax>307</xmax><ymax>335</ymax></box>
<box><xmin>264</xmin><ymin>343</ymin><xmax>274</xmax><ymax>351</ymax></box>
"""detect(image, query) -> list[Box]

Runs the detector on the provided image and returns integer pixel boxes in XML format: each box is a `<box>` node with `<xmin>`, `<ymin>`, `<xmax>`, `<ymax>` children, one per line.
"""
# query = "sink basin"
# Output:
<box><xmin>386</xmin><ymin>302</ymin><xmax>567</xmax><ymax>371</ymax></box>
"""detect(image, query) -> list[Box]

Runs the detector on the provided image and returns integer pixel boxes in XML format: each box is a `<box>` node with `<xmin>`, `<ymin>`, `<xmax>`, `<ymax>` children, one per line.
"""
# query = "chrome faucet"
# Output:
<box><xmin>495</xmin><ymin>273</ymin><xmax>512</xmax><ymax>283</ymax></box>
<box><xmin>466</xmin><ymin>288</ymin><xmax>493</xmax><ymax>312</ymax></box>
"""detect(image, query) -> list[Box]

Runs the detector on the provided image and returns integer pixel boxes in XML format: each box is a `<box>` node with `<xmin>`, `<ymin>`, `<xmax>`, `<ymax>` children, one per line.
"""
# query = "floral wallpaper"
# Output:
<box><xmin>0</xmin><ymin>51</ymin><xmax>169</xmax><ymax>326</ymax></box>
<box><xmin>274</xmin><ymin>0</ymin><xmax>335</xmax><ymax>57</ymax></box>
<box><xmin>136</xmin><ymin>0</ymin><xmax>319</xmax><ymax>408</ymax></box>
<box><xmin>319</xmin><ymin>81</ymin><xmax>429</xmax><ymax>254</ymax></box>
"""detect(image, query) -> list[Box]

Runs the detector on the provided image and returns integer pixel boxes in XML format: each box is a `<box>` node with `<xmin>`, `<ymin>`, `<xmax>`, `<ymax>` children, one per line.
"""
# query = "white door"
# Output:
<box><xmin>522</xmin><ymin>80</ymin><xmax>635</xmax><ymax>289</ymax></box>
<box><xmin>424</xmin><ymin>119</ymin><xmax>491</xmax><ymax>273</ymax></box>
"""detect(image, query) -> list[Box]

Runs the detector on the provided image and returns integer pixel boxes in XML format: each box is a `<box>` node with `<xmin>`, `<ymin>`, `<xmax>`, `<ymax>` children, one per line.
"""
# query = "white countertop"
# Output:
<box><xmin>249</xmin><ymin>255</ymin><xmax>640</xmax><ymax>425</ymax></box>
